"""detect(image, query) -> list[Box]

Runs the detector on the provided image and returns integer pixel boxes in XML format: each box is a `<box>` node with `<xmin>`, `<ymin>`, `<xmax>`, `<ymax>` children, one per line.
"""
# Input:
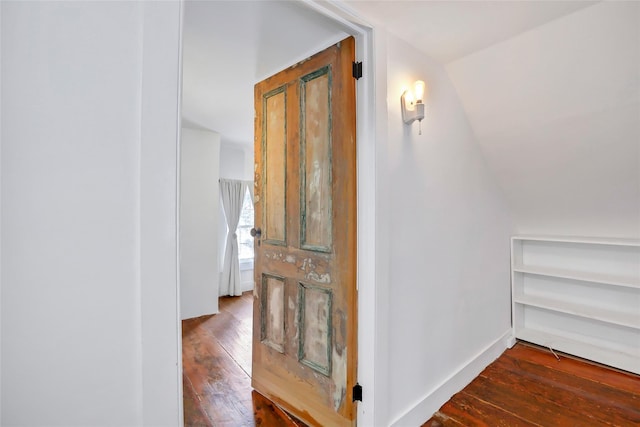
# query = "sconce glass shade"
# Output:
<box><xmin>413</xmin><ymin>80</ymin><xmax>425</xmax><ymax>103</ymax></box>
<box><xmin>401</xmin><ymin>80</ymin><xmax>426</xmax><ymax>125</ymax></box>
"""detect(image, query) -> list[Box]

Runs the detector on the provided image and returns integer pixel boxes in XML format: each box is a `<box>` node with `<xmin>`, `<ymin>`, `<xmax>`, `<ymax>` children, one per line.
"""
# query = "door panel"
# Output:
<box><xmin>252</xmin><ymin>37</ymin><xmax>357</xmax><ymax>427</ymax></box>
<box><xmin>263</xmin><ymin>87</ymin><xmax>287</xmax><ymax>245</ymax></box>
<box><xmin>298</xmin><ymin>282</ymin><xmax>332</xmax><ymax>375</ymax></box>
<box><xmin>300</xmin><ymin>67</ymin><xmax>332</xmax><ymax>252</ymax></box>
<box><xmin>261</xmin><ymin>274</ymin><xmax>286</xmax><ymax>353</ymax></box>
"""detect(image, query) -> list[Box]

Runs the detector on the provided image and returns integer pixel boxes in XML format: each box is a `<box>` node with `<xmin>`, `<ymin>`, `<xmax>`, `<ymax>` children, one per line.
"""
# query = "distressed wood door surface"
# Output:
<box><xmin>252</xmin><ymin>37</ymin><xmax>357</xmax><ymax>427</ymax></box>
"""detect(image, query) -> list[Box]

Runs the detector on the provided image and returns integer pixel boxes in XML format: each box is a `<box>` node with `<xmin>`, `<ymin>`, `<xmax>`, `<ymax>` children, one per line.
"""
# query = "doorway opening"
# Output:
<box><xmin>177</xmin><ymin>1</ymin><xmax>375</xmax><ymax>425</ymax></box>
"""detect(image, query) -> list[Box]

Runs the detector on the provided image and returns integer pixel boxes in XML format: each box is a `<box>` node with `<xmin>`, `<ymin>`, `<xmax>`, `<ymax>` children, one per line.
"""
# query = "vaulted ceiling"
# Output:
<box><xmin>445</xmin><ymin>1</ymin><xmax>639</xmax><ymax>235</ymax></box>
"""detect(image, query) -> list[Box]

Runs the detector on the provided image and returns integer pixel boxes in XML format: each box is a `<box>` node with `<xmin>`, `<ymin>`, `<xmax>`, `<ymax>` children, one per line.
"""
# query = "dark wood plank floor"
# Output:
<box><xmin>184</xmin><ymin>294</ymin><xmax>640</xmax><ymax>426</ymax></box>
<box><xmin>182</xmin><ymin>291</ymin><xmax>305</xmax><ymax>427</ymax></box>
<box><xmin>423</xmin><ymin>343</ymin><xmax>640</xmax><ymax>427</ymax></box>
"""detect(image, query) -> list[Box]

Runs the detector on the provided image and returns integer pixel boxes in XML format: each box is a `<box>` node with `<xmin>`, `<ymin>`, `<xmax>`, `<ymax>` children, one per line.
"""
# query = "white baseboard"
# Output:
<box><xmin>390</xmin><ymin>329</ymin><xmax>513</xmax><ymax>427</ymax></box>
<box><xmin>507</xmin><ymin>331</ymin><xmax>517</xmax><ymax>348</ymax></box>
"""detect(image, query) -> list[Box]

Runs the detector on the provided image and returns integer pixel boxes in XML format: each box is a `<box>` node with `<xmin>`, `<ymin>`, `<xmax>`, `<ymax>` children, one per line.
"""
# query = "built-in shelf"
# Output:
<box><xmin>513</xmin><ymin>295</ymin><xmax>640</xmax><ymax>329</ymax></box>
<box><xmin>511</xmin><ymin>236</ymin><xmax>640</xmax><ymax>374</ymax></box>
<box><xmin>516</xmin><ymin>328</ymin><xmax>640</xmax><ymax>375</ymax></box>
<box><xmin>512</xmin><ymin>265</ymin><xmax>640</xmax><ymax>289</ymax></box>
<box><xmin>512</xmin><ymin>235</ymin><xmax>640</xmax><ymax>247</ymax></box>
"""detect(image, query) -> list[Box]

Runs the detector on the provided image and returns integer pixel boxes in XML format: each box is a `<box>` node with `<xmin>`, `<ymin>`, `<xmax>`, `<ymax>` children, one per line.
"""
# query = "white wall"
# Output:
<box><xmin>1</xmin><ymin>2</ymin><xmax>143</xmax><ymax>424</ymax></box>
<box><xmin>379</xmin><ymin>33</ymin><xmax>514</xmax><ymax>426</ymax></box>
<box><xmin>0</xmin><ymin>1</ymin><xmax>3</xmax><ymax>421</ymax></box>
<box><xmin>139</xmin><ymin>2</ymin><xmax>183</xmax><ymax>424</ymax></box>
<box><xmin>180</xmin><ymin>128</ymin><xmax>221</xmax><ymax>319</ymax></box>
<box><xmin>1</xmin><ymin>1</ymin><xmax>182</xmax><ymax>425</ymax></box>
<box><xmin>447</xmin><ymin>1</ymin><xmax>640</xmax><ymax>238</ymax></box>
<box><xmin>220</xmin><ymin>143</ymin><xmax>247</xmax><ymax>180</ymax></box>
<box><xmin>243</xmin><ymin>144</ymin><xmax>255</xmax><ymax>184</ymax></box>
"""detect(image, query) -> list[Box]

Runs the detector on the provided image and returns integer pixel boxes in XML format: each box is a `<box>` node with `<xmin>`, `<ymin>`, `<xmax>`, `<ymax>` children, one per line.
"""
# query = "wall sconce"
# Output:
<box><xmin>401</xmin><ymin>80</ymin><xmax>426</xmax><ymax>134</ymax></box>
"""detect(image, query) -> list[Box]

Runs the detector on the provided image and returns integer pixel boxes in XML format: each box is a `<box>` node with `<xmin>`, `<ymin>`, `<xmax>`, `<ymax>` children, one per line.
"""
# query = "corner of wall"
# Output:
<box><xmin>371</xmin><ymin>25</ymin><xmax>392</xmax><ymax>427</ymax></box>
<box><xmin>390</xmin><ymin>329</ymin><xmax>512</xmax><ymax>427</ymax></box>
<box><xmin>139</xmin><ymin>1</ymin><xmax>183</xmax><ymax>425</ymax></box>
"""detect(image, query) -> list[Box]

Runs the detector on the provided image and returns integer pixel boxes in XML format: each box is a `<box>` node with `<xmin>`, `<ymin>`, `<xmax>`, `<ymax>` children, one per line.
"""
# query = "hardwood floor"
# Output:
<box><xmin>182</xmin><ymin>291</ymin><xmax>305</xmax><ymax>427</ymax></box>
<box><xmin>184</xmin><ymin>294</ymin><xmax>640</xmax><ymax>426</ymax></box>
<box><xmin>423</xmin><ymin>343</ymin><xmax>640</xmax><ymax>427</ymax></box>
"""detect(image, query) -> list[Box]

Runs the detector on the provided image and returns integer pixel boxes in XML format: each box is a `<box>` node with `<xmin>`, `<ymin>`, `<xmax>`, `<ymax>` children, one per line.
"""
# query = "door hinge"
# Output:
<box><xmin>352</xmin><ymin>383</ymin><xmax>362</xmax><ymax>402</ymax></box>
<box><xmin>352</xmin><ymin>61</ymin><xmax>363</xmax><ymax>80</ymax></box>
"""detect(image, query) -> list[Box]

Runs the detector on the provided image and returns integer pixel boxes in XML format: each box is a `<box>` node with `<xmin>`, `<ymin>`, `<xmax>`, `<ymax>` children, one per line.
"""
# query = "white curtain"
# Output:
<box><xmin>220</xmin><ymin>179</ymin><xmax>247</xmax><ymax>296</ymax></box>
<box><xmin>245</xmin><ymin>180</ymin><xmax>255</xmax><ymax>204</ymax></box>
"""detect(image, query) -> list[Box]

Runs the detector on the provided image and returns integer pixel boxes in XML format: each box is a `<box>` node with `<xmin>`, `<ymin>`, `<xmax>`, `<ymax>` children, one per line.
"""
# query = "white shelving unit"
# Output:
<box><xmin>511</xmin><ymin>235</ymin><xmax>640</xmax><ymax>374</ymax></box>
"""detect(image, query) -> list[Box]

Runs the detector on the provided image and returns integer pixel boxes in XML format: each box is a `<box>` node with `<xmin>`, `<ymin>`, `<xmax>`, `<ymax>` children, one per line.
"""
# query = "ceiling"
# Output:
<box><xmin>181</xmin><ymin>0</ymin><xmax>598</xmax><ymax>147</ymax></box>
<box><xmin>343</xmin><ymin>0</ymin><xmax>597</xmax><ymax>63</ymax></box>
<box><xmin>181</xmin><ymin>0</ymin><xmax>348</xmax><ymax>146</ymax></box>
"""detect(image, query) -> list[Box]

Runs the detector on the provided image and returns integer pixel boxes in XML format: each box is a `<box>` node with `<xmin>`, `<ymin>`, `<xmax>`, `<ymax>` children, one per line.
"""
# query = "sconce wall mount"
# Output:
<box><xmin>401</xmin><ymin>80</ymin><xmax>426</xmax><ymax>133</ymax></box>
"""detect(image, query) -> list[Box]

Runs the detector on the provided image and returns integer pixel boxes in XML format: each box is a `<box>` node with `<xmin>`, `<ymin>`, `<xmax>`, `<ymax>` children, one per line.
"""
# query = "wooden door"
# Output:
<box><xmin>251</xmin><ymin>37</ymin><xmax>357</xmax><ymax>427</ymax></box>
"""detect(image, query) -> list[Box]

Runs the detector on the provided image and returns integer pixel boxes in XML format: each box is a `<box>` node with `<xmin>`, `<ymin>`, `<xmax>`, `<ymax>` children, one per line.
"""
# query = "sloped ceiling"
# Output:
<box><xmin>444</xmin><ymin>1</ymin><xmax>639</xmax><ymax>237</ymax></box>
<box><xmin>346</xmin><ymin>0</ymin><xmax>639</xmax><ymax>237</ymax></box>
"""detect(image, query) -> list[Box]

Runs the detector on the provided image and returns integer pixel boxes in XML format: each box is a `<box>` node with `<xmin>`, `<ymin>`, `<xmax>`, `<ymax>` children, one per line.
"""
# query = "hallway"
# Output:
<box><xmin>182</xmin><ymin>292</ymin><xmax>305</xmax><ymax>426</ymax></box>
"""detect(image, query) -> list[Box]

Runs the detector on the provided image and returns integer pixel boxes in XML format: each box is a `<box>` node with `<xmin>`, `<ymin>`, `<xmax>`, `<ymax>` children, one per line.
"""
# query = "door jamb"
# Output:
<box><xmin>171</xmin><ymin>1</ymin><xmax>379</xmax><ymax>425</ymax></box>
<box><xmin>299</xmin><ymin>2</ymin><xmax>377</xmax><ymax>425</ymax></box>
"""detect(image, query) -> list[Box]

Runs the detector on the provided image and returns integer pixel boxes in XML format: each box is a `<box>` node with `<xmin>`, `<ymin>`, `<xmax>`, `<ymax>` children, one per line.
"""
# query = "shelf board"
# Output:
<box><xmin>512</xmin><ymin>235</ymin><xmax>640</xmax><ymax>247</ymax></box>
<box><xmin>514</xmin><ymin>295</ymin><xmax>640</xmax><ymax>329</ymax></box>
<box><xmin>515</xmin><ymin>328</ymin><xmax>640</xmax><ymax>375</ymax></box>
<box><xmin>512</xmin><ymin>264</ymin><xmax>640</xmax><ymax>289</ymax></box>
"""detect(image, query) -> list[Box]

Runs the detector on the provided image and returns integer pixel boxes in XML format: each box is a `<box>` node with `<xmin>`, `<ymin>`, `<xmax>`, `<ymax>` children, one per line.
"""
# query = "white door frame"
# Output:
<box><xmin>160</xmin><ymin>1</ymin><xmax>380</xmax><ymax>425</ymax></box>
<box><xmin>297</xmin><ymin>3</ymin><xmax>379</xmax><ymax>425</ymax></box>
<box><xmin>274</xmin><ymin>2</ymin><xmax>380</xmax><ymax>424</ymax></box>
